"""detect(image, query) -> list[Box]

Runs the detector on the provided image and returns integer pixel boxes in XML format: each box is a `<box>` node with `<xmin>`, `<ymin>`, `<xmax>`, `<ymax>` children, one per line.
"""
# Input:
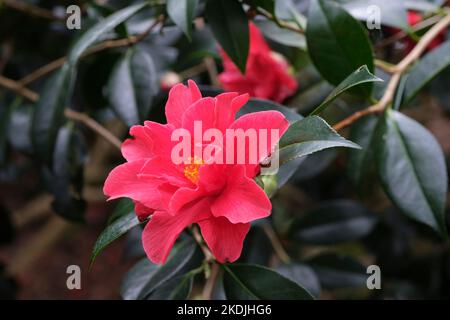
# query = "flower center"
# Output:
<box><xmin>183</xmin><ymin>157</ymin><xmax>204</xmax><ymax>184</ymax></box>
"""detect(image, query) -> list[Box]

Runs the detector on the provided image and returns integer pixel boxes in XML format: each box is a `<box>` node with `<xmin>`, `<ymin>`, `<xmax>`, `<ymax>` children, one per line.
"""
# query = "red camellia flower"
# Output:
<box><xmin>218</xmin><ymin>22</ymin><xmax>298</xmax><ymax>103</ymax></box>
<box><xmin>103</xmin><ymin>80</ymin><xmax>289</xmax><ymax>264</ymax></box>
<box><xmin>404</xmin><ymin>11</ymin><xmax>446</xmax><ymax>52</ymax></box>
<box><xmin>389</xmin><ymin>11</ymin><xmax>446</xmax><ymax>54</ymax></box>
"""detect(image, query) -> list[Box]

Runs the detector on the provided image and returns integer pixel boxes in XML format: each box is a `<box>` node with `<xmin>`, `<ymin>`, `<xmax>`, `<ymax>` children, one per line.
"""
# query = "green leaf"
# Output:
<box><xmin>121</xmin><ymin>258</ymin><xmax>158</xmax><ymax>300</ymax></box>
<box><xmin>276</xmin><ymin>263</ymin><xmax>321</xmax><ymax>297</ymax></box>
<box><xmin>7</xmin><ymin>104</ymin><xmax>33</xmax><ymax>153</ymax></box>
<box><xmin>403</xmin><ymin>41</ymin><xmax>450</xmax><ymax>105</ymax></box>
<box><xmin>31</xmin><ymin>64</ymin><xmax>73</xmax><ymax>164</ymax></box>
<box><xmin>167</xmin><ymin>0</ymin><xmax>198</xmax><ymax>40</ymax></box>
<box><xmin>222</xmin><ymin>264</ymin><xmax>314</xmax><ymax>300</ymax></box>
<box><xmin>87</xmin><ymin>3</ymin><xmax>129</xmax><ymax>38</ymax></box>
<box><xmin>290</xmin><ymin>200</ymin><xmax>378</xmax><ymax>245</ymax></box>
<box><xmin>307</xmin><ymin>253</ymin><xmax>367</xmax><ymax>289</ymax></box>
<box><xmin>310</xmin><ymin>65</ymin><xmax>382</xmax><ymax>116</ymax></box>
<box><xmin>90</xmin><ymin>211</ymin><xmax>141</xmax><ymax>266</ymax></box>
<box><xmin>137</xmin><ymin>239</ymin><xmax>201</xmax><ymax>299</ymax></box>
<box><xmin>306</xmin><ymin>0</ymin><xmax>374</xmax><ymax>97</ymax></box>
<box><xmin>68</xmin><ymin>2</ymin><xmax>148</xmax><ymax>65</ymax></box>
<box><xmin>108</xmin><ymin>198</ymin><xmax>134</xmax><ymax>224</ymax></box>
<box><xmin>245</xmin><ymin>0</ymin><xmax>276</xmax><ymax>17</ymax></box>
<box><xmin>347</xmin><ymin>115</ymin><xmax>378</xmax><ymax>189</ymax></box>
<box><xmin>279</xmin><ymin>116</ymin><xmax>361</xmax><ymax>166</ymax></box>
<box><xmin>375</xmin><ymin>110</ymin><xmax>448</xmax><ymax>237</ymax></box>
<box><xmin>342</xmin><ymin>0</ymin><xmax>409</xmax><ymax>29</ymax></box>
<box><xmin>48</xmin><ymin>123</ymin><xmax>86</xmax><ymax>222</ymax></box>
<box><xmin>107</xmin><ymin>47</ymin><xmax>157</xmax><ymax>126</ymax></box>
<box><xmin>275</xmin><ymin>0</ymin><xmax>306</xmax><ymax>29</ymax></box>
<box><xmin>205</xmin><ymin>0</ymin><xmax>249</xmax><ymax>73</ymax></box>
<box><xmin>146</xmin><ymin>273</ymin><xmax>194</xmax><ymax>300</ymax></box>
<box><xmin>404</xmin><ymin>0</ymin><xmax>443</xmax><ymax>12</ymax></box>
<box><xmin>255</xmin><ymin>20</ymin><xmax>306</xmax><ymax>49</ymax></box>
<box><xmin>239</xmin><ymin>98</ymin><xmax>302</xmax><ymax>123</ymax></box>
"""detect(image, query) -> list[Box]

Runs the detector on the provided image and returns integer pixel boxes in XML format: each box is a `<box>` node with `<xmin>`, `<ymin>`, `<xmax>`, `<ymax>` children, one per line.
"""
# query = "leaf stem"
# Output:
<box><xmin>261</xmin><ymin>222</ymin><xmax>291</xmax><ymax>264</ymax></box>
<box><xmin>17</xmin><ymin>15</ymin><xmax>165</xmax><ymax>86</ymax></box>
<box><xmin>202</xmin><ymin>262</ymin><xmax>220</xmax><ymax>300</ymax></box>
<box><xmin>0</xmin><ymin>75</ymin><xmax>122</xmax><ymax>149</ymax></box>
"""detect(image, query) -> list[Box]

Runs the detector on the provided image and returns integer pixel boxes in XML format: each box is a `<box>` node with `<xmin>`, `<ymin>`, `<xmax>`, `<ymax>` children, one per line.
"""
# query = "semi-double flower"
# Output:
<box><xmin>103</xmin><ymin>80</ymin><xmax>289</xmax><ymax>264</ymax></box>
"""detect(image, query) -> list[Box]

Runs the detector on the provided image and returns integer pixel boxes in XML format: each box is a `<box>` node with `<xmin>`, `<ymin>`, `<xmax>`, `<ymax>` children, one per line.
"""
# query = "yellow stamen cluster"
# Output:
<box><xmin>183</xmin><ymin>157</ymin><xmax>204</xmax><ymax>184</ymax></box>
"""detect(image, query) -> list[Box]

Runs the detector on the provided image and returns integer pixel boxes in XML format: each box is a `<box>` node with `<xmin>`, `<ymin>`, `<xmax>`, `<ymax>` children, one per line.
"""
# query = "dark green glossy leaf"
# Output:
<box><xmin>87</xmin><ymin>3</ymin><xmax>129</xmax><ymax>38</ymax></box>
<box><xmin>167</xmin><ymin>0</ymin><xmax>198</xmax><ymax>40</ymax></box>
<box><xmin>279</xmin><ymin>116</ymin><xmax>360</xmax><ymax>166</ymax></box>
<box><xmin>68</xmin><ymin>2</ymin><xmax>147</xmax><ymax>65</ymax></box>
<box><xmin>403</xmin><ymin>41</ymin><xmax>450</xmax><ymax>105</ymax></box>
<box><xmin>108</xmin><ymin>198</ymin><xmax>134</xmax><ymax>224</ymax></box>
<box><xmin>306</xmin><ymin>0</ymin><xmax>374</xmax><ymax>97</ymax></box>
<box><xmin>31</xmin><ymin>64</ymin><xmax>72</xmax><ymax>164</ymax></box>
<box><xmin>239</xmin><ymin>98</ymin><xmax>302</xmax><ymax>123</ymax></box>
<box><xmin>310</xmin><ymin>65</ymin><xmax>382</xmax><ymax>116</ymax></box>
<box><xmin>146</xmin><ymin>273</ymin><xmax>194</xmax><ymax>300</ymax></box>
<box><xmin>404</xmin><ymin>0</ymin><xmax>444</xmax><ymax>12</ymax></box>
<box><xmin>342</xmin><ymin>0</ymin><xmax>408</xmax><ymax>29</ymax></box>
<box><xmin>48</xmin><ymin>123</ymin><xmax>86</xmax><ymax>222</ymax></box>
<box><xmin>290</xmin><ymin>200</ymin><xmax>378</xmax><ymax>244</ymax></box>
<box><xmin>107</xmin><ymin>47</ymin><xmax>157</xmax><ymax>126</ymax></box>
<box><xmin>255</xmin><ymin>20</ymin><xmax>306</xmax><ymax>49</ymax></box>
<box><xmin>90</xmin><ymin>211</ymin><xmax>141</xmax><ymax>266</ymax></box>
<box><xmin>375</xmin><ymin>110</ymin><xmax>448</xmax><ymax>237</ymax></box>
<box><xmin>7</xmin><ymin>104</ymin><xmax>33</xmax><ymax>153</ymax></box>
<box><xmin>138</xmin><ymin>239</ymin><xmax>201</xmax><ymax>299</ymax></box>
<box><xmin>222</xmin><ymin>264</ymin><xmax>314</xmax><ymax>300</ymax></box>
<box><xmin>276</xmin><ymin>263</ymin><xmax>321</xmax><ymax>297</ymax></box>
<box><xmin>347</xmin><ymin>115</ymin><xmax>378</xmax><ymax>189</ymax></box>
<box><xmin>245</xmin><ymin>0</ymin><xmax>276</xmax><ymax>17</ymax></box>
<box><xmin>121</xmin><ymin>258</ymin><xmax>158</xmax><ymax>300</ymax></box>
<box><xmin>205</xmin><ymin>0</ymin><xmax>249</xmax><ymax>73</ymax></box>
<box><xmin>307</xmin><ymin>253</ymin><xmax>367</xmax><ymax>289</ymax></box>
<box><xmin>293</xmin><ymin>149</ymin><xmax>337</xmax><ymax>182</ymax></box>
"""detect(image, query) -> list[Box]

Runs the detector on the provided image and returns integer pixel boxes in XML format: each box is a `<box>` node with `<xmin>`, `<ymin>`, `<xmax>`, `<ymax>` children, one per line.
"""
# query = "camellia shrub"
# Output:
<box><xmin>0</xmin><ymin>0</ymin><xmax>450</xmax><ymax>300</ymax></box>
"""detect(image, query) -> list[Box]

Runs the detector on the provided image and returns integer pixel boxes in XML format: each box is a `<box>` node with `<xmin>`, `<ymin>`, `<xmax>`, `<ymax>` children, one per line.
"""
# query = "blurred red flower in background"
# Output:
<box><xmin>388</xmin><ymin>11</ymin><xmax>447</xmax><ymax>54</ymax></box>
<box><xmin>218</xmin><ymin>22</ymin><xmax>298</xmax><ymax>103</ymax></box>
<box><xmin>404</xmin><ymin>11</ymin><xmax>446</xmax><ymax>52</ymax></box>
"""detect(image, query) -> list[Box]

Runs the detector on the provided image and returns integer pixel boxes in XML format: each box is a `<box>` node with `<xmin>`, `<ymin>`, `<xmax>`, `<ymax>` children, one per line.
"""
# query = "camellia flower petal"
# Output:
<box><xmin>103</xmin><ymin>80</ymin><xmax>289</xmax><ymax>264</ymax></box>
<box><xmin>218</xmin><ymin>22</ymin><xmax>298</xmax><ymax>103</ymax></box>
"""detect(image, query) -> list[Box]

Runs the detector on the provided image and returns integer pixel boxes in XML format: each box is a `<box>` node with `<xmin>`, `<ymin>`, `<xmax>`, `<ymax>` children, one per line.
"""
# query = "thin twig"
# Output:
<box><xmin>2</xmin><ymin>0</ymin><xmax>64</xmax><ymax>21</ymax></box>
<box><xmin>375</xmin><ymin>14</ymin><xmax>443</xmax><ymax>50</ymax></box>
<box><xmin>203</xmin><ymin>56</ymin><xmax>220</xmax><ymax>87</ymax></box>
<box><xmin>0</xmin><ymin>75</ymin><xmax>39</xmax><ymax>101</ymax></box>
<box><xmin>65</xmin><ymin>109</ymin><xmax>122</xmax><ymax>149</ymax></box>
<box><xmin>18</xmin><ymin>16</ymin><xmax>165</xmax><ymax>86</ymax></box>
<box><xmin>0</xmin><ymin>75</ymin><xmax>122</xmax><ymax>149</ymax></box>
<box><xmin>19</xmin><ymin>57</ymin><xmax>66</xmax><ymax>86</ymax></box>
<box><xmin>255</xmin><ymin>8</ymin><xmax>304</xmax><ymax>34</ymax></box>
<box><xmin>333</xmin><ymin>12</ymin><xmax>450</xmax><ymax>131</ymax></box>
<box><xmin>261</xmin><ymin>222</ymin><xmax>291</xmax><ymax>264</ymax></box>
<box><xmin>191</xmin><ymin>226</ymin><xmax>215</xmax><ymax>262</ymax></box>
<box><xmin>178</xmin><ymin>63</ymin><xmax>208</xmax><ymax>80</ymax></box>
<box><xmin>202</xmin><ymin>262</ymin><xmax>220</xmax><ymax>300</ymax></box>
<box><xmin>374</xmin><ymin>59</ymin><xmax>397</xmax><ymax>73</ymax></box>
